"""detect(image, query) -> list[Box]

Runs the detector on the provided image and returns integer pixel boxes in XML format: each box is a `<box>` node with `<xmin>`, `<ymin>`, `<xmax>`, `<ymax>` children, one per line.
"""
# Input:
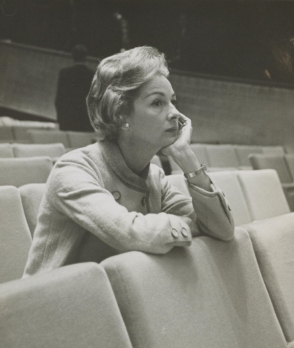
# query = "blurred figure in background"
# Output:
<box><xmin>55</xmin><ymin>44</ymin><xmax>94</xmax><ymax>132</ymax></box>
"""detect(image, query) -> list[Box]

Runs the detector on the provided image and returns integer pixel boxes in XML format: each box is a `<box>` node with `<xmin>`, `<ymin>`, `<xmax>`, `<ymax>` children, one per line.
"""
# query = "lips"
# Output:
<box><xmin>165</xmin><ymin>127</ymin><xmax>178</xmax><ymax>132</ymax></box>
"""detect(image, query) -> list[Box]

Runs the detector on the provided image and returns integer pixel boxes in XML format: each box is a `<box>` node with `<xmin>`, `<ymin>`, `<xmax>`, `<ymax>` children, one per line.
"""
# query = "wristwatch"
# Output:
<box><xmin>184</xmin><ymin>164</ymin><xmax>207</xmax><ymax>179</ymax></box>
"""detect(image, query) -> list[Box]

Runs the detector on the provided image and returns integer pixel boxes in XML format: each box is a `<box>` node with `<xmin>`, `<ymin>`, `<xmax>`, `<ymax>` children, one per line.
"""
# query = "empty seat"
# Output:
<box><xmin>0</xmin><ymin>262</ymin><xmax>132</xmax><ymax>348</ymax></box>
<box><xmin>0</xmin><ymin>126</ymin><xmax>14</xmax><ymax>143</ymax></box>
<box><xmin>249</xmin><ymin>154</ymin><xmax>293</xmax><ymax>183</ymax></box>
<box><xmin>18</xmin><ymin>183</ymin><xmax>46</xmax><ymax>236</ymax></box>
<box><xmin>0</xmin><ymin>157</ymin><xmax>53</xmax><ymax>187</ymax></box>
<box><xmin>237</xmin><ymin>169</ymin><xmax>290</xmax><ymax>221</ymax></box>
<box><xmin>244</xmin><ymin>214</ymin><xmax>294</xmax><ymax>346</ymax></box>
<box><xmin>0</xmin><ymin>186</ymin><xmax>31</xmax><ymax>283</ymax></box>
<box><xmin>12</xmin><ymin>126</ymin><xmax>34</xmax><ymax>143</ymax></box>
<box><xmin>205</xmin><ymin>145</ymin><xmax>239</xmax><ymax>168</ymax></box>
<box><xmin>12</xmin><ymin>143</ymin><xmax>65</xmax><ymax>158</ymax></box>
<box><xmin>102</xmin><ymin>228</ymin><xmax>287</xmax><ymax>348</ymax></box>
<box><xmin>209</xmin><ymin>171</ymin><xmax>252</xmax><ymax>225</ymax></box>
<box><xmin>67</xmin><ymin>131</ymin><xmax>97</xmax><ymax>148</ymax></box>
<box><xmin>235</xmin><ymin>145</ymin><xmax>262</xmax><ymax>167</ymax></box>
<box><xmin>0</xmin><ymin>143</ymin><xmax>13</xmax><ymax>157</ymax></box>
<box><xmin>28</xmin><ymin>130</ymin><xmax>70</xmax><ymax>148</ymax></box>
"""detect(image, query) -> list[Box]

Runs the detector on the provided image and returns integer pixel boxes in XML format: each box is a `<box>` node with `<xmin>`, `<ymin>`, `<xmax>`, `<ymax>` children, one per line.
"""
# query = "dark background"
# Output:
<box><xmin>2</xmin><ymin>0</ymin><xmax>294</xmax><ymax>84</ymax></box>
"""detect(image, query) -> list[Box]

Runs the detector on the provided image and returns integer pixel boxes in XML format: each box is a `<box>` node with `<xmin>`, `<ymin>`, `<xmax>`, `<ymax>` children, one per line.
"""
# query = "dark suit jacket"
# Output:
<box><xmin>55</xmin><ymin>63</ymin><xmax>94</xmax><ymax>132</ymax></box>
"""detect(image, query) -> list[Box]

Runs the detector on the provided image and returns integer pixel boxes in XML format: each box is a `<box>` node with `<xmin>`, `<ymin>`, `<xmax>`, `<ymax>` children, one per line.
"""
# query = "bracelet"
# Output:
<box><xmin>184</xmin><ymin>164</ymin><xmax>207</xmax><ymax>179</ymax></box>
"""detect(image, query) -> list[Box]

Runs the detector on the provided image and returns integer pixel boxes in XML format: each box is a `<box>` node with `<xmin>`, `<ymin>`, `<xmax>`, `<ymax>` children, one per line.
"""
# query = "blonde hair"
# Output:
<box><xmin>86</xmin><ymin>46</ymin><xmax>169</xmax><ymax>140</ymax></box>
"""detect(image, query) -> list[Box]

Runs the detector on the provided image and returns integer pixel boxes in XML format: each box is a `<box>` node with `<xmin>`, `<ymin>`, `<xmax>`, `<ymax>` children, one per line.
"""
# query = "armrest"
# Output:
<box><xmin>0</xmin><ymin>262</ymin><xmax>132</xmax><ymax>348</ymax></box>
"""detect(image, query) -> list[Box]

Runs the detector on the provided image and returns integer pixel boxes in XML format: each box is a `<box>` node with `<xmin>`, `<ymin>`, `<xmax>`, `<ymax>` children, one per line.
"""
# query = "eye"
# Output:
<box><xmin>171</xmin><ymin>99</ymin><xmax>177</xmax><ymax>106</ymax></box>
<box><xmin>152</xmin><ymin>99</ymin><xmax>163</xmax><ymax>107</ymax></box>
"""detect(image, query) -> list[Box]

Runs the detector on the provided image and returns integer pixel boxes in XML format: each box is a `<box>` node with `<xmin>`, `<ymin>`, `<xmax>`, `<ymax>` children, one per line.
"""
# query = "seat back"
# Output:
<box><xmin>0</xmin><ymin>143</ymin><xmax>14</xmax><ymax>157</ymax></box>
<box><xmin>13</xmin><ymin>143</ymin><xmax>66</xmax><ymax>158</ymax></box>
<box><xmin>28</xmin><ymin>130</ymin><xmax>70</xmax><ymax>147</ymax></box>
<box><xmin>237</xmin><ymin>169</ymin><xmax>290</xmax><ymax>221</ymax></box>
<box><xmin>249</xmin><ymin>154</ymin><xmax>293</xmax><ymax>183</ymax></box>
<box><xmin>205</xmin><ymin>145</ymin><xmax>239</xmax><ymax>168</ymax></box>
<box><xmin>0</xmin><ymin>186</ymin><xmax>31</xmax><ymax>283</ymax></box>
<box><xmin>235</xmin><ymin>145</ymin><xmax>262</xmax><ymax>167</ymax></box>
<box><xmin>262</xmin><ymin>146</ymin><xmax>285</xmax><ymax>155</ymax></box>
<box><xmin>101</xmin><ymin>228</ymin><xmax>286</xmax><ymax>348</ymax></box>
<box><xmin>18</xmin><ymin>183</ymin><xmax>46</xmax><ymax>236</ymax></box>
<box><xmin>0</xmin><ymin>126</ymin><xmax>14</xmax><ymax>143</ymax></box>
<box><xmin>244</xmin><ymin>213</ymin><xmax>294</xmax><ymax>344</ymax></box>
<box><xmin>209</xmin><ymin>171</ymin><xmax>252</xmax><ymax>225</ymax></box>
<box><xmin>0</xmin><ymin>263</ymin><xmax>132</xmax><ymax>348</ymax></box>
<box><xmin>190</xmin><ymin>144</ymin><xmax>210</xmax><ymax>165</ymax></box>
<box><xmin>67</xmin><ymin>131</ymin><xmax>97</xmax><ymax>148</ymax></box>
<box><xmin>0</xmin><ymin>157</ymin><xmax>53</xmax><ymax>187</ymax></box>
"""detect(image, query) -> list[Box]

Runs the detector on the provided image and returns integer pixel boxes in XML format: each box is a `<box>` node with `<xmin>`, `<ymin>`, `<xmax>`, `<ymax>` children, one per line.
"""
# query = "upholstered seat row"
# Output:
<box><xmin>0</xmin><ymin>143</ymin><xmax>66</xmax><ymax>158</ymax></box>
<box><xmin>0</xmin><ymin>126</ymin><xmax>100</xmax><ymax>148</ymax></box>
<box><xmin>167</xmin><ymin>143</ymin><xmax>285</xmax><ymax>174</ymax></box>
<box><xmin>0</xmin><ymin>184</ymin><xmax>294</xmax><ymax>347</ymax></box>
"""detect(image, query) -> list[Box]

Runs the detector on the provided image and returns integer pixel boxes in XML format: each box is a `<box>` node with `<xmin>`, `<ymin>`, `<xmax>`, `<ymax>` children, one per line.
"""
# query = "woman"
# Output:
<box><xmin>23</xmin><ymin>46</ymin><xmax>234</xmax><ymax>277</ymax></box>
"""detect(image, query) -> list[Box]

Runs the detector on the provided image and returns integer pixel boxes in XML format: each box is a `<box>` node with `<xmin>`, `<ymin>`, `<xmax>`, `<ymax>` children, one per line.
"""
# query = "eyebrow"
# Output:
<box><xmin>144</xmin><ymin>91</ymin><xmax>176</xmax><ymax>99</ymax></box>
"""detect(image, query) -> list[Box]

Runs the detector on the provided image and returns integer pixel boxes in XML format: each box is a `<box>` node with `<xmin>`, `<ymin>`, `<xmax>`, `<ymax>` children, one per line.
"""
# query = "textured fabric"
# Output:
<box><xmin>24</xmin><ymin>140</ymin><xmax>234</xmax><ymax>277</ymax></box>
<box><xmin>205</xmin><ymin>144</ymin><xmax>239</xmax><ymax>168</ymax></box>
<box><xmin>244</xmin><ymin>214</ymin><xmax>294</xmax><ymax>345</ymax></box>
<box><xmin>0</xmin><ymin>143</ymin><xmax>13</xmax><ymax>158</ymax></box>
<box><xmin>28</xmin><ymin>130</ymin><xmax>70</xmax><ymax>147</ymax></box>
<box><xmin>0</xmin><ymin>186</ymin><xmax>32</xmax><ymax>283</ymax></box>
<box><xmin>102</xmin><ymin>228</ymin><xmax>287</xmax><ymax>348</ymax></box>
<box><xmin>237</xmin><ymin>169</ymin><xmax>290</xmax><ymax>220</ymax></box>
<box><xmin>249</xmin><ymin>154</ymin><xmax>293</xmax><ymax>183</ymax></box>
<box><xmin>13</xmin><ymin>143</ymin><xmax>65</xmax><ymax>158</ymax></box>
<box><xmin>0</xmin><ymin>157</ymin><xmax>53</xmax><ymax>187</ymax></box>
<box><xmin>18</xmin><ymin>184</ymin><xmax>46</xmax><ymax>236</ymax></box>
<box><xmin>0</xmin><ymin>262</ymin><xmax>132</xmax><ymax>348</ymax></box>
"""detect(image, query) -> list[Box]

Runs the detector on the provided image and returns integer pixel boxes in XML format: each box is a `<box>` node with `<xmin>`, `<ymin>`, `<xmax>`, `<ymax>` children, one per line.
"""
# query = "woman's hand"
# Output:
<box><xmin>161</xmin><ymin>113</ymin><xmax>192</xmax><ymax>158</ymax></box>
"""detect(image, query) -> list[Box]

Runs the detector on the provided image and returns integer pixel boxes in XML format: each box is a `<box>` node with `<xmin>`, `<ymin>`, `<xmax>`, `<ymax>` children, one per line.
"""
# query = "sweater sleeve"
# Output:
<box><xmin>159</xmin><ymin>170</ymin><xmax>235</xmax><ymax>241</ymax></box>
<box><xmin>47</xmin><ymin>158</ymin><xmax>194</xmax><ymax>255</ymax></box>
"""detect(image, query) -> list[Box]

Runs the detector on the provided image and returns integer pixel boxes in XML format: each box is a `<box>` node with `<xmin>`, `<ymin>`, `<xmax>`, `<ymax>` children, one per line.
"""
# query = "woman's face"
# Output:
<box><xmin>126</xmin><ymin>75</ymin><xmax>181</xmax><ymax>150</ymax></box>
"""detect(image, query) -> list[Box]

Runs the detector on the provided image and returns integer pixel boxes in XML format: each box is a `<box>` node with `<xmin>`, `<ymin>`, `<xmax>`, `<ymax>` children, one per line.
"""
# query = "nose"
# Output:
<box><xmin>167</xmin><ymin>103</ymin><xmax>180</xmax><ymax>121</ymax></box>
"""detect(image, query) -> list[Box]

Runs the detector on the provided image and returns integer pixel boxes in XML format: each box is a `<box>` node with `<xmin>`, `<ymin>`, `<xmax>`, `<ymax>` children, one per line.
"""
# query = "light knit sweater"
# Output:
<box><xmin>23</xmin><ymin>140</ymin><xmax>234</xmax><ymax>277</ymax></box>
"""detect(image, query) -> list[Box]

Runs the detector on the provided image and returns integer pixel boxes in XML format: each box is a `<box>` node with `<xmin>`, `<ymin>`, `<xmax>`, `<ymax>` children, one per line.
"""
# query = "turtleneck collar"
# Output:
<box><xmin>99</xmin><ymin>140</ymin><xmax>150</xmax><ymax>193</ymax></box>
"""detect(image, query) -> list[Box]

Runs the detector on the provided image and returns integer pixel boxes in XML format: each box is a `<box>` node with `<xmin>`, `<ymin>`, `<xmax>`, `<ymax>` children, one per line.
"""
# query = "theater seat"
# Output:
<box><xmin>249</xmin><ymin>154</ymin><xmax>293</xmax><ymax>183</ymax></box>
<box><xmin>0</xmin><ymin>157</ymin><xmax>53</xmax><ymax>187</ymax></box>
<box><xmin>244</xmin><ymin>214</ymin><xmax>294</xmax><ymax>346</ymax></box>
<box><xmin>18</xmin><ymin>183</ymin><xmax>46</xmax><ymax>236</ymax></box>
<box><xmin>234</xmin><ymin>145</ymin><xmax>262</xmax><ymax>168</ymax></box>
<box><xmin>101</xmin><ymin>228</ymin><xmax>287</xmax><ymax>348</ymax></box>
<box><xmin>0</xmin><ymin>127</ymin><xmax>14</xmax><ymax>143</ymax></box>
<box><xmin>237</xmin><ymin>169</ymin><xmax>290</xmax><ymax>221</ymax></box>
<box><xmin>12</xmin><ymin>143</ymin><xmax>66</xmax><ymax>158</ymax></box>
<box><xmin>0</xmin><ymin>263</ymin><xmax>132</xmax><ymax>348</ymax></box>
<box><xmin>0</xmin><ymin>144</ymin><xmax>14</xmax><ymax>158</ymax></box>
<box><xmin>0</xmin><ymin>186</ymin><xmax>31</xmax><ymax>283</ymax></box>
<box><xmin>205</xmin><ymin>144</ymin><xmax>239</xmax><ymax>168</ymax></box>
